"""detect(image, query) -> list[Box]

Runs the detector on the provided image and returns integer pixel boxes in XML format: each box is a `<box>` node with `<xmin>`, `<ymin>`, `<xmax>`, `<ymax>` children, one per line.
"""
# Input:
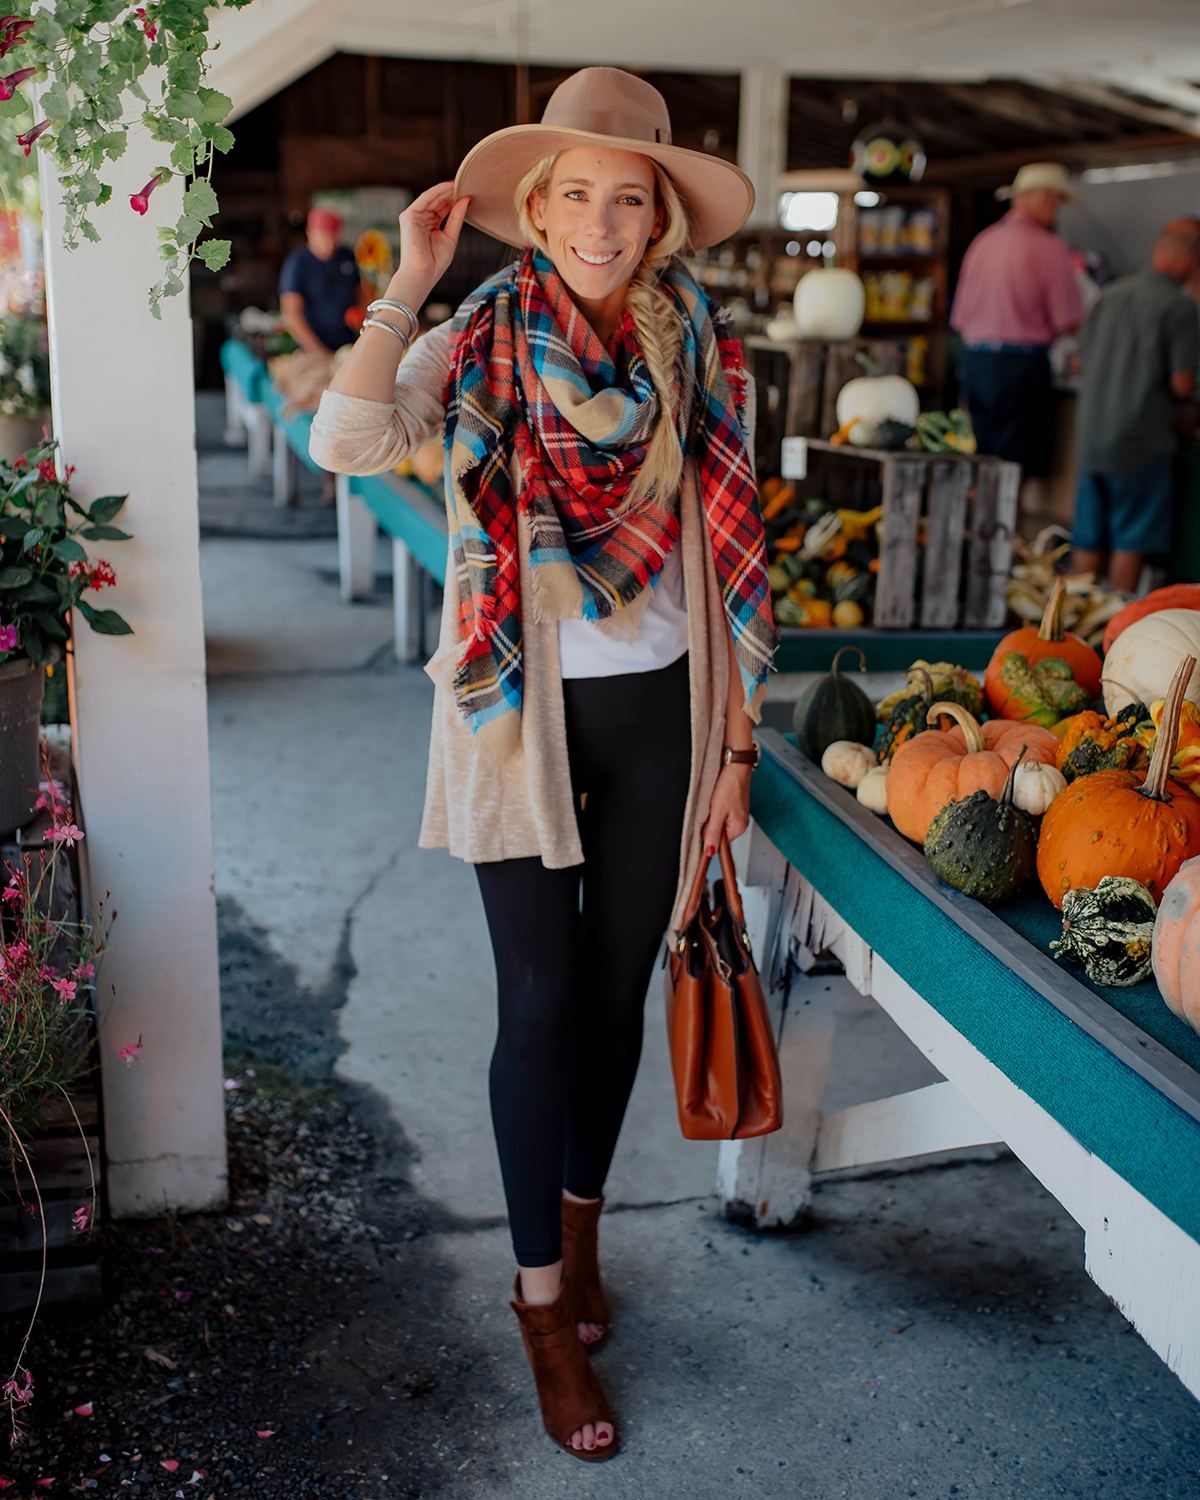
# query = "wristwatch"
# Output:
<box><xmin>722</xmin><ymin>743</ymin><xmax>761</xmax><ymax>770</ymax></box>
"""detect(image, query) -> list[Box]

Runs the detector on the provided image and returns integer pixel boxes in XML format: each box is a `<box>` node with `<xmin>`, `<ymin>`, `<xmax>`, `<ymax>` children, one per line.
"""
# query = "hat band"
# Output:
<box><xmin>545</xmin><ymin>107</ymin><xmax>672</xmax><ymax>145</ymax></box>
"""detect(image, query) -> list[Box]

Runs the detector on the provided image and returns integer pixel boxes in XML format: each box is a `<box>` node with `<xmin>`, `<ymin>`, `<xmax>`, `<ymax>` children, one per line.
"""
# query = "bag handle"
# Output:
<box><xmin>679</xmin><ymin>842</ymin><xmax>712</xmax><ymax>932</ymax></box>
<box><xmin>716</xmin><ymin>831</ymin><xmax>747</xmax><ymax>928</ymax></box>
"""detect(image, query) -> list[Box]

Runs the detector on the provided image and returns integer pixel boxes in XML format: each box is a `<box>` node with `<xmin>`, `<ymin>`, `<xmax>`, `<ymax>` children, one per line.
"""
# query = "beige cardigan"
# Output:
<box><xmin>309</xmin><ymin>324</ymin><xmax>757</xmax><ymax>936</ymax></box>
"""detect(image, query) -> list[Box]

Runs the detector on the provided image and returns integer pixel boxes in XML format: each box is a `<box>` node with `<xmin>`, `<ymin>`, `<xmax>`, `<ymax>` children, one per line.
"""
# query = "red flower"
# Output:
<box><xmin>134</xmin><ymin>7</ymin><xmax>157</xmax><ymax>41</ymax></box>
<box><xmin>0</xmin><ymin>18</ymin><xmax>34</xmax><ymax>61</ymax></box>
<box><xmin>11</xmin><ymin>454</ymin><xmax>25</xmax><ymax>472</ymax></box>
<box><xmin>130</xmin><ymin>173</ymin><xmax>164</xmax><ymax>216</ymax></box>
<box><xmin>69</xmin><ymin>559</ymin><xmax>117</xmax><ymax>591</ymax></box>
<box><xmin>0</xmin><ymin>66</ymin><xmax>35</xmax><ymax>101</ymax></box>
<box><xmin>17</xmin><ymin>120</ymin><xmax>48</xmax><ymax>156</ymax></box>
<box><xmin>36</xmin><ymin>455</ymin><xmax>56</xmax><ymax>482</ymax></box>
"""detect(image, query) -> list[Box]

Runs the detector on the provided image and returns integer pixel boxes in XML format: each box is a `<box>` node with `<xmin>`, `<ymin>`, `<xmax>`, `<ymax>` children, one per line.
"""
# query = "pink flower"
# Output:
<box><xmin>47</xmin><ymin>823</ymin><xmax>84</xmax><ymax>847</ymax></box>
<box><xmin>0</xmin><ymin>623</ymin><xmax>15</xmax><ymax>653</ymax></box>
<box><xmin>160</xmin><ymin>1461</ymin><xmax>178</xmax><ymax>1472</ymax></box>
<box><xmin>73</xmin><ymin>1206</ymin><xmax>90</xmax><ymax>1234</ymax></box>
<box><xmin>16</xmin><ymin>119</ymin><xmax>50</xmax><ymax>157</ymax></box>
<box><xmin>130</xmin><ymin>173</ymin><xmax>164</xmax><ymax>216</ymax></box>
<box><xmin>2</xmin><ymin>1367</ymin><xmax>32</xmax><ymax>1406</ymax></box>
<box><xmin>118</xmin><ymin>1035</ymin><xmax>142</xmax><ymax>1065</ymax></box>
<box><xmin>0</xmin><ymin>65</ymin><xmax>34</xmax><ymax>101</ymax></box>
<box><xmin>1</xmin><ymin>875</ymin><xmax>21</xmax><ymax>903</ymax></box>
<box><xmin>255</xmin><ymin>1430</ymin><xmax>275</xmax><ymax>1439</ymax></box>
<box><xmin>51</xmin><ymin>977</ymin><xmax>77</xmax><ymax>999</ymax></box>
<box><xmin>0</xmin><ymin>1479</ymin><xmax>14</xmax><ymax>1489</ymax></box>
<box><xmin>73</xmin><ymin>961</ymin><xmax>95</xmax><ymax>980</ymax></box>
<box><xmin>134</xmin><ymin>7</ymin><xmax>157</xmax><ymax>40</ymax></box>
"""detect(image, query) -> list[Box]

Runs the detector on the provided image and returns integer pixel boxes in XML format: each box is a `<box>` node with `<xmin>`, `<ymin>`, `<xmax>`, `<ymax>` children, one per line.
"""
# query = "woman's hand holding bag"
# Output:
<box><xmin>664</xmin><ymin>833</ymin><xmax>783</xmax><ymax>1140</ymax></box>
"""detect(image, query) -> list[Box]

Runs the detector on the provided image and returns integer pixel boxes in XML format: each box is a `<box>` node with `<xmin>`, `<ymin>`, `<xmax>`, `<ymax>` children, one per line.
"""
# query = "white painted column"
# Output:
<box><xmin>336</xmin><ymin>473</ymin><xmax>378</xmax><ymax>601</ymax></box>
<box><xmin>738</xmin><ymin>71</ymin><xmax>789</xmax><ymax>230</ymax></box>
<box><xmin>39</xmin><ymin>139</ymin><xmax>227</xmax><ymax>1216</ymax></box>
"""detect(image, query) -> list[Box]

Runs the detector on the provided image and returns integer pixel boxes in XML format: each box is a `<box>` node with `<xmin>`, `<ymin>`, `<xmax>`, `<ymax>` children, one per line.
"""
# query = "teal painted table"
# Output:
<box><xmin>734</xmin><ymin>730</ymin><xmax>1200</xmax><ymax>1399</ymax></box>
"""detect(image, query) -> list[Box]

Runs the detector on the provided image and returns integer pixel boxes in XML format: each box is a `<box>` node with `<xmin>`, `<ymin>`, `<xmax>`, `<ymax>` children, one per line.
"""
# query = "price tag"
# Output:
<box><xmin>780</xmin><ymin>436</ymin><xmax>808</xmax><ymax>480</ymax></box>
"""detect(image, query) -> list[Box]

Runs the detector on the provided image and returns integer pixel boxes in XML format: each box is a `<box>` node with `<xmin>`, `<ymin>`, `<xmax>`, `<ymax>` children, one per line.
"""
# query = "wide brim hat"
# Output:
<box><xmin>996</xmin><ymin>161</ymin><xmax>1080</xmax><ymax>203</ymax></box>
<box><xmin>454</xmin><ymin>67</ymin><xmax>754</xmax><ymax>250</ymax></box>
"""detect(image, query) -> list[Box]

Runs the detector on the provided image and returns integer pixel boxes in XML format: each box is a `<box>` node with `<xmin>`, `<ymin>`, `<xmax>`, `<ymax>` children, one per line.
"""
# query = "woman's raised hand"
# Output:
<box><xmin>398</xmin><ymin>182</ymin><xmax>471</xmax><ymax>295</ymax></box>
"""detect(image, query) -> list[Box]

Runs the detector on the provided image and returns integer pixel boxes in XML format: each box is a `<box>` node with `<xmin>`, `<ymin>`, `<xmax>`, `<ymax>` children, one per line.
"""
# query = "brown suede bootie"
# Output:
<box><xmin>561</xmin><ymin>1194</ymin><xmax>609</xmax><ymax>1349</ymax></box>
<box><xmin>510</xmin><ymin>1274</ymin><xmax>618</xmax><ymax>1462</ymax></box>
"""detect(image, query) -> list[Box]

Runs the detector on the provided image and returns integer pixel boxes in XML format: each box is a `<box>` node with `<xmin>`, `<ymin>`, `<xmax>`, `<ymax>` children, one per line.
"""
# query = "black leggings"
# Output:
<box><xmin>475</xmin><ymin>653</ymin><xmax>692</xmax><ymax>1267</ymax></box>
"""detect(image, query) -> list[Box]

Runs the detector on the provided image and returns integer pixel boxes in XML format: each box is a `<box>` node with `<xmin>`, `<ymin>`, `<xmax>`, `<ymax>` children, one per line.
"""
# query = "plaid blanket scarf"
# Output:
<box><xmin>442</xmin><ymin>248</ymin><xmax>774</xmax><ymax>749</ymax></box>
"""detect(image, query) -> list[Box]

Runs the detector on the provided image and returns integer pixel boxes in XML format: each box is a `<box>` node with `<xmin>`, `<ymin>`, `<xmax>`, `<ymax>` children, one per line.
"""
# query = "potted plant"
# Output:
<box><xmin>0</xmin><ymin>442</ymin><xmax>131</xmax><ymax>836</ymax></box>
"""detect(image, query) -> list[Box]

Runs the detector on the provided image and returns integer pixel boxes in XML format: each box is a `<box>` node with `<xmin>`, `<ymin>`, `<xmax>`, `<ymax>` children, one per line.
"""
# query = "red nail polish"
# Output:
<box><xmin>704</xmin><ymin>844</ymin><xmax>716</xmax><ymax>857</ymax></box>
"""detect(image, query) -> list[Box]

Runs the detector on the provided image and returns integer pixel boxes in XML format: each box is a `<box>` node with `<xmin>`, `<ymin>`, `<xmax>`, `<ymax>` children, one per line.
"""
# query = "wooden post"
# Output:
<box><xmin>963</xmin><ymin>460</ymin><xmax>1020</xmax><ymax>629</ymax></box>
<box><xmin>920</xmin><ymin>459</ymin><xmax>971</xmax><ymax>628</ymax></box>
<box><xmin>873</xmin><ymin>456</ymin><xmax>926</xmax><ymax>628</ymax></box>
<box><xmin>738</xmin><ymin>72</ymin><xmax>789</xmax><ymax>230</ymax></box>
<box><xmin>38</xmin><ymin>139</ymin><xmax>226</xmax><ymax>1216</ymax></box>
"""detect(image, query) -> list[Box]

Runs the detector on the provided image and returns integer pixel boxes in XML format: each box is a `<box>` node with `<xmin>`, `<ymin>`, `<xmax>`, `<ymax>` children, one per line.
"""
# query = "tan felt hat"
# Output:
<box><xmin>453</xmin><ymin>67</ymin><xmax>755</xmax><ymax>250</ymax></box>
<box><xmin>995</xmin><ymin>161</ymin><xmax>1080</xmax><ymax>203</ymax></box>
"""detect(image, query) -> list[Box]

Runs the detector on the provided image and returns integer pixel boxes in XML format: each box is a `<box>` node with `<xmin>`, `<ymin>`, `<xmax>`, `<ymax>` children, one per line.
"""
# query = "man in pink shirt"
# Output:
<box><xmin>950</xmin><ymin>162</ymin><xmax>1084</xmax><ymax>476</ymax></box>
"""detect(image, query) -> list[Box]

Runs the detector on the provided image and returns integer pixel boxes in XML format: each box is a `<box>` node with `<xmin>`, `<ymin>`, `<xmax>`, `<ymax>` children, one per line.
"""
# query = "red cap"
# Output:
<box><xmin>307</xmin><ymin>207</ymin><xmax>342</xmax><ymax>236</ymax></box>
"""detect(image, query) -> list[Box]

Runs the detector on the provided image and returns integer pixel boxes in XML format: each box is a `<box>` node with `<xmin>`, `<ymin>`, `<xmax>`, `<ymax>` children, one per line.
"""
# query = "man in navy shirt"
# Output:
<box><xmin>278</xmin><ymin>207</ymin><xmax>363</xmax><ymax>355</ymax></box>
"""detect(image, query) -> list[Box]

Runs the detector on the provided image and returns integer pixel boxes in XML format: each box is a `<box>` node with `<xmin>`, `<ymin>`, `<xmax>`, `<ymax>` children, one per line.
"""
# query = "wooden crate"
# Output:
<box><xmin>801</xmin><ymin>440</ymin><xmax>1020</xmax><ymax>631</ymax></box>
<box><xmin>744</xmin><ymin>336</ymin><xmax>906</xmax><ymax>477</ymax></box>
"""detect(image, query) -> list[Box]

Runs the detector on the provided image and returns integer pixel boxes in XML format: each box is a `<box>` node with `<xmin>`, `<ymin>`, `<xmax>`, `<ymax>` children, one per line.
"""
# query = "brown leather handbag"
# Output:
<box><xmin>664</xmin><ymin>834</ymin><xmax>783</xmax><ymax>1140</ymax></box>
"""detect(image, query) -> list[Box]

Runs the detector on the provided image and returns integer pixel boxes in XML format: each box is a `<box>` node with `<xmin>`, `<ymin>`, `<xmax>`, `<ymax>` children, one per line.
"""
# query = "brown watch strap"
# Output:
<box><xmin>722</xmin><ymin>744</ymin><xmax>761</xmax><ymax>769</ymax></box>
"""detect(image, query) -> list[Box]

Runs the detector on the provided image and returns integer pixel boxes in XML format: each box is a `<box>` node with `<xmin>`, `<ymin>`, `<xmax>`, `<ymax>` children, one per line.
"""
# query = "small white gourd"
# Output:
<box><xmin>793</xmin><ymin>268</ymin><xmax>866</xmax><ymax>340</ymax></box>
<box><xmin>835</xmin><ymin>374</ymin><xmax>920</xmax><ymax>431</ymax></box>
<box><xmin>1012</xmin><ymin>760</ymin><xmax>1067</xmax><ymax>818</ymax></box>
<box><xmin>821</xmin><ymin>739</ymin><xmax>877</xmax><ymax>790</ymax></box>
<box><xmin>856</xmin><ymin>763</ymin><xmax>889</xmax><ymax>815</ymax></box>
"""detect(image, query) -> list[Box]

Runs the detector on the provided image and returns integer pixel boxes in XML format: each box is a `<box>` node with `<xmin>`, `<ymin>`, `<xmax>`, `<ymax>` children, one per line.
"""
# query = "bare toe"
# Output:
<box><xmin>577</xmin><ymin>1319</ymin><xmax>605</xmax><ymax>1345</ymax></box>
<box><xmin>596</xmin><ymin>1422</ymin><xmax>614</xmax><ymax>1447</ymax></box>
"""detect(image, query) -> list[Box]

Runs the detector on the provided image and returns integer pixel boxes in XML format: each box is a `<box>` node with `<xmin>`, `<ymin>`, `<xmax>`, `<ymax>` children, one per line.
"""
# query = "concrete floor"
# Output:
<box><xmin>202</xmin><ymin>407</ymin><xmax>1200</xmax><ymax>1497</ymax></box>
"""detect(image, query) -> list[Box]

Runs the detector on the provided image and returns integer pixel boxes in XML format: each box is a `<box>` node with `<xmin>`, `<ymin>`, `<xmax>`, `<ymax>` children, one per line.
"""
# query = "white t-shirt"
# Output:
<box><xmin>557</xmin><ymin>539</ymin><xmax>689</xmax><ymax>678</ymax></box>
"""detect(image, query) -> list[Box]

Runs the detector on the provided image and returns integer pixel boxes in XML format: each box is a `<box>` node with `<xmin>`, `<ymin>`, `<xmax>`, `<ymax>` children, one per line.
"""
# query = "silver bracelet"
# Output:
<box><xmin>367</xmin><ymin>298</ymin><xmax>419</xmax><ymax>340</ymax></box>
<box><xmin>360</xmin><ymin>317</ymin><xmax>411</xmax><ymax>349</ymax></box>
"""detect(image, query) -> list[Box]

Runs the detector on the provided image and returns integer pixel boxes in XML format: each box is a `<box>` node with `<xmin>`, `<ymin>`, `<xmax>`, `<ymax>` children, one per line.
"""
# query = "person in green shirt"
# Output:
<box><xmin>1072</xmin><ymin>218</ymin><xmax>1200</xmax><ymax>592</ymax></box>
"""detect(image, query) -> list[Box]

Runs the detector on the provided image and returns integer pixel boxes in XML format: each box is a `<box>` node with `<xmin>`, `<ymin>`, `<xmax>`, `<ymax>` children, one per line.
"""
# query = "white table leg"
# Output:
<box><xmin>223</xmin><ymin>372</ymin><xmax>246</xmax><ymax>446</ymax></box>
<box><xmin>336</xmin><ymin>474</ymin><xmax>377</xmax><ymax>602</ymax></box>
<box><xmin>272</xmin><ymin>421</ymin><xmax>296</xmax><ymax>507</ymax></box>
<box><xmin>392</xmin><ymin>537</ymin><xmax>423</xmax><ymax>662</ymax></box>
<box><xmin>246</xmin><ymin>405</ymin><xmax>272</xmax><ymax>480</ymax></box>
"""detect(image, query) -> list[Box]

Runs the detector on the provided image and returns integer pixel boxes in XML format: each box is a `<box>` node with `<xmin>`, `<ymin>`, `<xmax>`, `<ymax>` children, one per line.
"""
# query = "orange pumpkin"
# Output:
<box><xmin>1103</xmin><ymin>583</ymin><xmax>1200</xmax><ymax>655</ymax></box>
<box><xmin>985</xmin><ymin>578</ymin><xmax>1102</xmax><ymax>713</ymax></box>
<box><xmin>1037</xmin><ymin>656</ymin><xmax>1200</xmax><ymax>909</ymax></box>
<box><xmin>886</xmin><ymin>701</ymin><xmax>1059</xmax><ymax>845</ymax></box>
<box><xmin>1151</xmin><ymin>857</ymin><xmax>1200</xmax><ymax>1032</ymax></box>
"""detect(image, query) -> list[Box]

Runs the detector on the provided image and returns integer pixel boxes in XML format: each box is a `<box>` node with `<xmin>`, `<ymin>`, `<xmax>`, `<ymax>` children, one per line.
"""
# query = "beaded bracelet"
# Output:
<box><xmin>360</xmin><ymin>317</ymin><xmax>411</xmax><ymax>348</ymax></box>
<box><xmin>366</xmin><ymin>298</ymin><xmax>419</xmax><ymax>341</ymax></box>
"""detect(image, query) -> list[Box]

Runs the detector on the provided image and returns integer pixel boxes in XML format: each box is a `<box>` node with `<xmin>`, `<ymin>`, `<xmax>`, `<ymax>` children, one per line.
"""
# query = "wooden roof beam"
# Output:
<box><xmin>922</xmin><ymin>130</ymin><xmax>1200</xmax><ymax>184</ymax></box>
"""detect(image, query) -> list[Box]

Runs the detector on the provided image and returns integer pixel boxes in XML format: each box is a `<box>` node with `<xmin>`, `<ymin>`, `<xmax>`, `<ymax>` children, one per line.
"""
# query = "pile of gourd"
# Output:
<box><xmin>762</xmin><ymin>480</ymin><xmax>880</xmax><ymax>630</ymax></box>
<box><xmin>792</xmin><ymin>581</ymin><xmax>1200</xmax><ymax>1028</ymax></box>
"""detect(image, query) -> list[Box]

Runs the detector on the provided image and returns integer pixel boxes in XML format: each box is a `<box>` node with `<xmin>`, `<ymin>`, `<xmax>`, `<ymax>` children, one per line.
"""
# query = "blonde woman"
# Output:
<box><xmin>310</xmin><ymin>67</ymin><xmax>774</xmax><ymax>1463</ymax></box>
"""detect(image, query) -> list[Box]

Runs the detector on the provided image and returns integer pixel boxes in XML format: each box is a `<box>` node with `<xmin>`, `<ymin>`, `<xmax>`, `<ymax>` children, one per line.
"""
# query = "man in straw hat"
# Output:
<box><xmin>311</xmin><ymin>67</ymin><xmax>775</xmax><ymax>1463</ymax></box>
<box><xmin>951</xmin><ymin>162</ymin><xmax>1084</xmax><ymax>478</ymax></box>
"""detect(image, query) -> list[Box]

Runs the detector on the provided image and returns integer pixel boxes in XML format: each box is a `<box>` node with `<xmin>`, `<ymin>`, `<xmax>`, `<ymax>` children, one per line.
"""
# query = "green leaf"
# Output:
<box><xmin>195</xmin><ymin>238</ymin><xmax>231</xmax><ymax>272</ymax></box>
<box><xmin>80</xmin><ymin>525</ymin><xmax>131</xmax><ymax>541</ymax></box>
<box><xmin>165</xmin><ymin>90</ymin><xmax>203</xmax><ymax>120</ymax></box>
<box><xmin>96</xmin><ymin>184</ymin><xmax>112</xmax><ymax>206</ymax></box>
<box><xmin>196</xmin><ymin>87</ymin><xmax>233</xmax><ymax>124</ymax></box>
<box><xmin>204</xmin><ymin>123</ymin><xmax>235</xmax><ymax>155</ymax></box>
<box><xmin>32</xmin><ymin>611</ymin><xmax>69</xmax><ymax>640</ymax></box>
<box><xmin>174</xmin><ymin>212</ymin><xmax>202</xmax><ymax>243</ymax></box>
<box><xmin>33</xmin><ymin>11</ymin><xmax>65</xmax><ymax>45</ymax></box>
<box><xmin>79</xmin><ymin>219</ymin><xmax>101</xmax><ymax>244</ymax></box>
<box><xmin>41</xmin><ymin>81</ymin><xmax>72</xmax><ymax>123</ymax></box>
<box><xmin>0</xmin><ymin>519</ymin><xmax>28</xmax><ymax>539</ymax></box>
<box><xmin>170</xmin><ymin>140</ymin><xmax>196</xmax><ymax>176</ymax></box>
<box><xmin>51</xmin><ymin>537</ymin><xmax>88</xmax><ymax>562</ymax></box>
<box><xmin>158</xmin><ymin>242</ymin><xmax>179</xmax><ymax>260</ymax></box>
<box><xmin>77</xmin><ymin>603</ymin><xmax>133</xmax><ymax>636</ymax></box>
<box><xmin>88</xmin><ymin>495</ymin><xmax>127</xmax><ymax>523</ymax></box>
<box><xmin>0</xmin><ymin>566</ymin><xmax>32</xmax><ymax>587</ymax></box>
<box><xmin>0</xmin><ymin>95</ymin><xmax>28</xmax><ymax>119</ymax></box>
<box><xmin>182</xmin><ymin>178</ymin><xmax>218</xmax><ymax>224</ymax></box>
<box><xmin>22</xmin><ymin>527</ymin><xmax>42</xmax><ymax>548</ymax></box>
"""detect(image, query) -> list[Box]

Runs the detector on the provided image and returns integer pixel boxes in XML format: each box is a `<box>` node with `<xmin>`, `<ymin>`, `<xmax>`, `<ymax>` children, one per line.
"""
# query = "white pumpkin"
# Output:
<box><xmin>856</xmin><ymin>763</ymin><xmax>889</xmax><ymax>815</ymax></box>
<box><xmin>835</xmin><ymin>374</ymin><xmax>920</xmax><ymax>431</ymax></box>
<box><xmin>1012</xmin><ymin>760</ymin><xmax>1066</xmax><ymax>818</ymax></box>
<box><xmin>793</xmin><ymin>268</ymin><xmax>865</xmax><ymax>340</ymax></box>
<box><xmin>821</xmin><ymin>739</ymin><xmax>877</xmax><ymax>789</ymax></box>
<box><xmin>1101</xmin><ymin>608</ymin><xmax>1200</xmax><ymax>716</ymax></box>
